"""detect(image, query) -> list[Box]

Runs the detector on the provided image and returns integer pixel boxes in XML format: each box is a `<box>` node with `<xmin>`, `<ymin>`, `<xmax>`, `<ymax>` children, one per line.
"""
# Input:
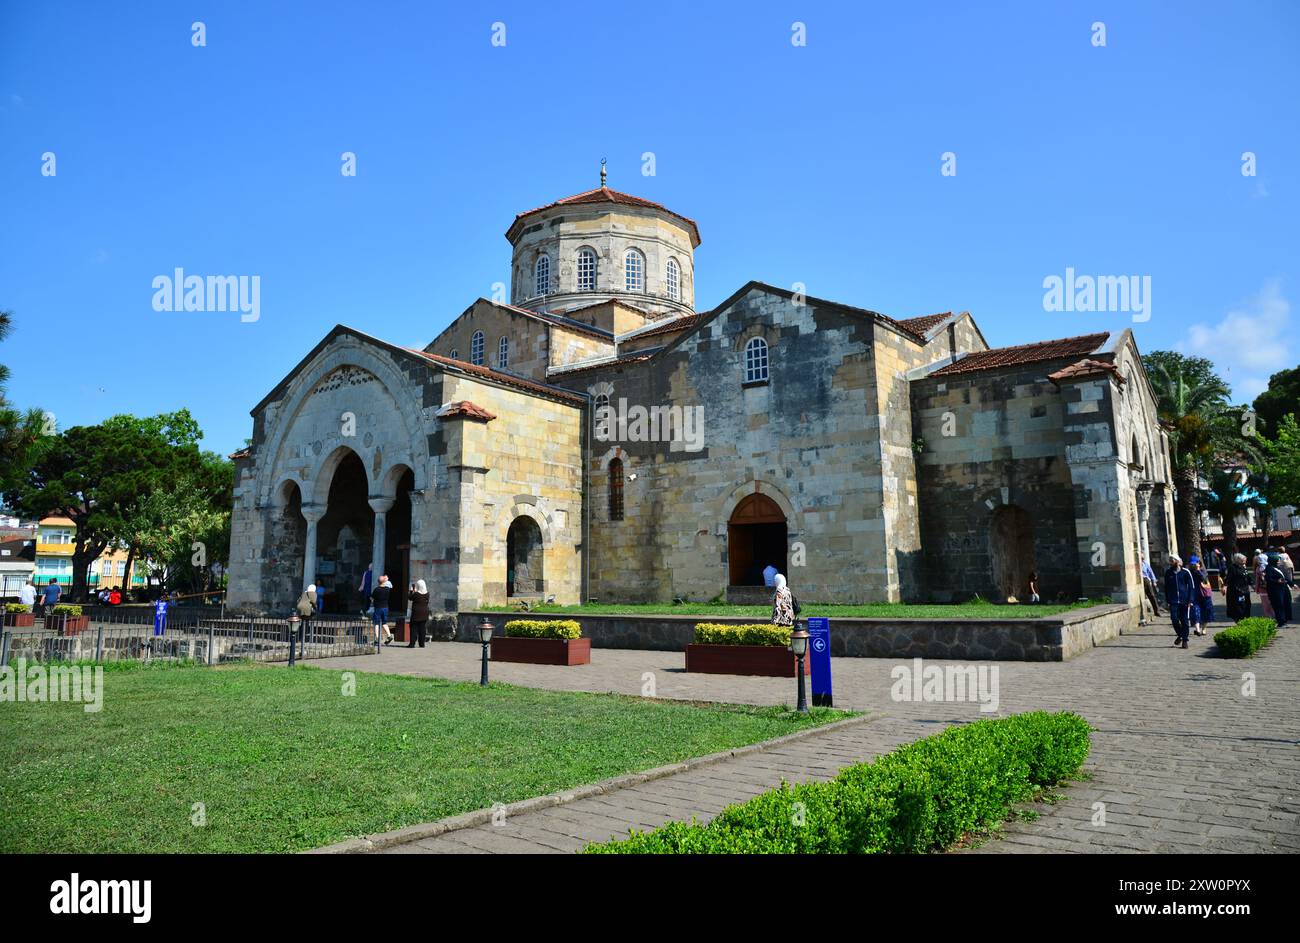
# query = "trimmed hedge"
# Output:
<box><xmin>50</xmin><ymin>604</ymin><xmax>83</xmax><ymax>617</ymax></box>
<box><xmin>5</xmin><ymin>603</ymin><xmax>31</xmax><ymax>614</ymax></box>
<box><xmin>694</xmin><ymin>623</ymin><xmax>791</xmax><ymax>647</ymax></box>
<box><xmin>585</xmin><ymin>710</ymin><xmax>1091</xmax><ymax>854</ymax></box>
<box><xmin>503</xmin><ymin>619</ymin><xmax>582</xmax><ymax>640</ymax></box>
<box><xmin>1214</xmin><ymin>617</ymin><xmax>1278</xmax><ymax>658</ymax></box>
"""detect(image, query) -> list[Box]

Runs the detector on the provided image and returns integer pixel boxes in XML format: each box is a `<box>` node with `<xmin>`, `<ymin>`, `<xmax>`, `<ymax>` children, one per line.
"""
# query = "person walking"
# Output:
<box><xmin>35</xmin><ymin>578</ymin><xmax>61</xmax><ymax>618</ymax></box>
<box><xmin>1164</xmin><ymin>555</ymin><xmax>1195</xmax><ymax>649</ymax></box>
<box><xmin>1256</xmin><ymin>553</ymin><xmax>1275</xmax><ymax>620</ymax></box>
<box><xmin>1141</xmin><ymin>558</ymin><xmax>1163</xmax><ymax>617</ymax></box>
<box><xmin>370</xmin><ymin>574</ymin><xmax>394</xmax><ymax>645</ymax></box>
<box><xmin>406</xmin><ymin>579</ymin><xmax>430</xmax><ymax>648</ymax></box>
<box><xmin>18</xmin><ymin>579</ymin><xmax>36</xmax><ymax>609</ymax></box>
<box><xmin>1278</xmin><ymin>548</ymin><xmax>1296</xmax><ymax>625</ymax></box>
<box><xmin>1264</xmin><ymin>553</ymin><xmax>1293</xmax><ymax>628</ymax></box>
<box><xmin>771</xmin><ymin>573</ymin><xmax>796</xmax><ymax>627</ymax></box>
<box><xmin>1027</xmin><ymin>571</ymin><xmax>1041</xmax><ymax>604</ymax></box>
<box><xmin>1225</xmin><ymin>553</ymin><xmax>1252</xmax><ymax>622</ymax></box>
<box><xmin>358</xmin><ymin>563</ymin><xmax>374</xmax><ymax>616</ymax></box>
<box><xmin>1191</xmin><ymin>557</ymin><xmax>1214</xmax><ymax>636</ymax></box>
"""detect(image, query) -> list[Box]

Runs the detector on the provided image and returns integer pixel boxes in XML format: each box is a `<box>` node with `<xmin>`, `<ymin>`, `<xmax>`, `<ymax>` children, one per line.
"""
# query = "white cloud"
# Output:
<box><xmin>1180</xmin><ymin>278</ymin><xmax>1292</xmax><ymax>401</ymax></box>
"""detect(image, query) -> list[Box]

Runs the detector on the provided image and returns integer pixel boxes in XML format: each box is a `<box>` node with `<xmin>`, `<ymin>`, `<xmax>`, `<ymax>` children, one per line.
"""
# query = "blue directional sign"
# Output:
<box><xmin>806</xmin><ymin>617</ymin><xmax>833</xmax><ymax>707</ymax></box>
<box><xmin>153</xmin><ymin>599</ymin><xmax>168</xmax><ymax>637</ymax></box>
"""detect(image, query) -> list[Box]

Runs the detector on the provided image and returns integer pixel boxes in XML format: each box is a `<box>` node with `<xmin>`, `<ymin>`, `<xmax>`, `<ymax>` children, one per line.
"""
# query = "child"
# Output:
<box><xmin>1028</xmin><ymin>572</ymin><xmax>1041</xmax><ymax>604</ymax></box>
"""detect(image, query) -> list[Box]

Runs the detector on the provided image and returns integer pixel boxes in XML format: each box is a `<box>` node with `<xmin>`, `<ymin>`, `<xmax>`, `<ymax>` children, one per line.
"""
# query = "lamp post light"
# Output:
<box><xmin>287</xmin><ymin>615</ymin><xmax>299</xmax><ymax>668</ymax></box>
<box><xmin>788</xmin><ymin>624</ymin><xmax>810</xmax><ymax>714</ymax></box>
<box><xmin>478</xmin><ymin>618</ymin><xmax>494</xmax><ymax>686</ymax></box>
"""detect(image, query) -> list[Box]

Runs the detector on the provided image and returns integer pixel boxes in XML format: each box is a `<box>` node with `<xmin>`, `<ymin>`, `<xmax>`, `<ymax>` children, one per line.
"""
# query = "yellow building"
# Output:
<box><xmin>34</xmin><ymin>516</ymin><xmax>143</xmax><ymax>589</ymax></box>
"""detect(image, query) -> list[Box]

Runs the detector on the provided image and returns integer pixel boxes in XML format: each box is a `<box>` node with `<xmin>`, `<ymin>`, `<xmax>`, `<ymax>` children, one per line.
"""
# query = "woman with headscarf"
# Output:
<box><xmin>771</xmin><ymin>573</ymin><xmax>795</xmax><ymax>628</ymax></box>
<box><xmin>1264</xmin><ymin>553</ymin><xmax>1292</xmax><ymax>628</ymax></box>
<box><xmin>1225</xmin><ymin>553</ymin><xmax>1252</xmax><ymax>622</ymax></box>
<box><xmin>406</xmin><ymin>578</ymin><xmax>430</xmax><ymax>648</ymax></box>
<box><xmin>295</xmin><ymin>583</ymin><xmax>317</xmax><ymax>617</ymax></box>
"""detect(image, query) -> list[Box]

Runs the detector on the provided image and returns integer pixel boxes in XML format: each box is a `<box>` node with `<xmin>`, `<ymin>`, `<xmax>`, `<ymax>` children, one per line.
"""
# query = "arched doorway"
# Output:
<box><xmin>989</xmin><ymin>505</ymin><xmax>1035</xmax><ymax>602</ymax></box>
<box><xmin>728</xmin><ymin>493</ymin><xmax>787</xmax><ymax>586</ymax></box>
<box><xmin>506</xmin><ymin>517</ymin><xmax>544</xmax><ymax>598</ymax></box>
<box><xmin>316</xmin><ymin>451</ymin><xmax>373</xmax><ymax>613</ymax></box>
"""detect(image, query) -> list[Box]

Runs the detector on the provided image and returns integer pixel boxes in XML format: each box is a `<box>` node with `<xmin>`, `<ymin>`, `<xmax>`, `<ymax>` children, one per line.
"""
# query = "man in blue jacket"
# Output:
<box><xmin>1164</xmin><ymin>554</ymin><xmax>1196</xmax><ymax>649</ymax></box>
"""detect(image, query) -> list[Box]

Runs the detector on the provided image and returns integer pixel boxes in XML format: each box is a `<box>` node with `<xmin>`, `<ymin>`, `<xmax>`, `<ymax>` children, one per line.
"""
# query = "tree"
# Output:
<box><xmin>1198</xmin><ymin>468</ymin><xmax>1264</xmax><ymax>559</ymax></box>
<box><xmin>0</xmin><ymin>310</ymin><xmax>45</xmax><ymax>494</ymax></box>
<box><xmin>1143</xmin><ymin>352</ymin><xmax>1239</xmax><ymax>560</ymax></box>
<box><xmin>1257</xmin><ymin>414</ymin><xmax>1300</xmax><ymax>521</ymax></box>
<box><xmin>3</xmin><ymin>410</ymin><xmax>213</xmax><ymax>602</ymax></box>
<box><xmin>1251</xmin><ymin>365</ymin><xmax>1300</xmax><ymax>436</ymax></box>
<box><xmin>127</xmin><ymin>450</ymin><xmax>233</xmax><ymax>596</ymax></box>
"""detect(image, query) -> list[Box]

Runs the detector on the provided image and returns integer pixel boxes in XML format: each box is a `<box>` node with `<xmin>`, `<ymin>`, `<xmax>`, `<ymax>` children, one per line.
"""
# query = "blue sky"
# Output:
<box><xmin>2</xmin><ymin>0</ymin><xmax>1297</xmax><ymax>454</ymax></box>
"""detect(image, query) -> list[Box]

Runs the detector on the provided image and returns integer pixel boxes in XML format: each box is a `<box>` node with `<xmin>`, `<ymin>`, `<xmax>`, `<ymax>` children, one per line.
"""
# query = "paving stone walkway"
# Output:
<box><xmin>315</xmin><ymin>605</ymin><xmax>1300</xmax><ymax>854</ymax></box>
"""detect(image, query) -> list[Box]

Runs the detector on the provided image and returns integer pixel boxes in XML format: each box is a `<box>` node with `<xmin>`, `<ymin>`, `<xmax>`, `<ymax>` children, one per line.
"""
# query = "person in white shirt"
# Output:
<box><xmin>762</xmin><ymin>564</ymin><xmax>778</xmax><ymax>587</ymax></box>
<box><xmin>18</xmin><ymin>580</ymin><xmax>36</xmax><ymax>607</ymax></box>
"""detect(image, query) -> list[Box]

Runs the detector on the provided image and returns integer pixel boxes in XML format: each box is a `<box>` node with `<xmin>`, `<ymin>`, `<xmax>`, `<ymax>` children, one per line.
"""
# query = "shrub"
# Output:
<box><xmin>5</xmin><ymin>603</ymin><xmax>31</xmax><ymax>614</ymax></box>
<box><xmin>1214</xmin><ymin>617</ymin><xmax>1277</xmax><ymax>658</ymax></box>
<box><xmin>585</xmin><ymin>710</ymin><xmax>1092</xmax><ymax>854</ymax></box>
<box><xmin>694</xmin><ymin>623</ymin><xmax>791</xmax><ymax>647</ymax></box>
<box><xmin>503</xmin><ymin>619</ymin><xmax>581</xmax><ymax>640</ymax></box>
<box><xmin>49</xmin><ymin>604</ymin><xmax>84</xmax><ymax>617</ymax></box>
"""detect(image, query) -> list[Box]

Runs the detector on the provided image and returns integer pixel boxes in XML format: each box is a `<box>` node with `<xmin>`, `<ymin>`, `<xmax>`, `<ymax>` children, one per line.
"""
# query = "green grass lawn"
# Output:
<box><xmin>482</xmin><ymin>599</ymin><xmax>1099</xmax><ymax>619</ymax></box>
<box><xmin>0</xmin><ymin>661</ymin><xmax>842</xmax><ymax>853</ymax></box>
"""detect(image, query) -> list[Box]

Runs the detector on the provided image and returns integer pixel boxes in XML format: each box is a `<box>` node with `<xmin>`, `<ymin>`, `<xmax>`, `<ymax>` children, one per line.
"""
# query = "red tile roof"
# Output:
<box><xmin>436</xmin><ymin>401</ymin><xmax>497</xmax><ymax>422</ymax></box>
<box><xmin>506</xmin><ymin>186</ymin><xmax>701</xmax><ymax>246</ymax></box>
<box><xmin>930</xmin><ymin>332</ymin><xmax>1110</xmax><ymax>377</ymax></box>
<box><xmin>1047</xmin><ymin>358</ymin><xmax>1126</xmax><ymax>386</ymax></box>
<box><xmin>897</xmin><ymin>312</ymin><xmax>954</xmax><ymax>337</ymax></box>
<box><xmin>228</xmin><ymin>448</ymin><xmax>251</xmax><ymax>460</ymax></box>
<box><xmin>405</xmin><ymin>349</ymin><xmax>585</xmax><ymax>404</ymax></box>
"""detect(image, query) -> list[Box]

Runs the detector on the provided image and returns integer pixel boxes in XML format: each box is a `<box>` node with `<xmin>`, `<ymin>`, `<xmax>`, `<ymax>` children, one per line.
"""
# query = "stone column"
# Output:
<box><xmin>301</xmin><ymin>504</ymin><xmax>325</xmax><ymax>592</ymax></box>
<box><xmin>1136</xmin><ymin>483</ymin><xmax>1153</xmax><ymax>566</ymax></box>
<box><xmin>368</xmin><ymin>497</ymin><xmax>394</xmax><ymax>581</ymax></box>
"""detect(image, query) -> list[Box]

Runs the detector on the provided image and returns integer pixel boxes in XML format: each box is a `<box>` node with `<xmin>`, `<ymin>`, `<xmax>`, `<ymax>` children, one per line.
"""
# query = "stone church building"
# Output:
<box><xmin>226</xmin><ymin>178</ymin><xmax>1177</xmax><ymax>617</ymax></box>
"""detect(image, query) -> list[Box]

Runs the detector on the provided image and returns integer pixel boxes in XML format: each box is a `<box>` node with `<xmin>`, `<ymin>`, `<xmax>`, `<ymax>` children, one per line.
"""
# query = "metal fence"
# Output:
<box><xmin>0</xmin><ymin>611</ymin><xmax>375</xmax><ymax>667</ymax></box>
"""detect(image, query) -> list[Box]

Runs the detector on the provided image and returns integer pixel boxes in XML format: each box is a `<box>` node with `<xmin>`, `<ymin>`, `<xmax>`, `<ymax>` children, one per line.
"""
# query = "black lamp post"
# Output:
<box><xmin>788</xmin><ymin>623</ymin><xmax>810</xmax><ymax>713</ymax></box>
<box><xmin>478</xmin><ymin>617</ymin><xmax>494</xmax><ymax>686</ymax></box>
<box><xmin>287</xmin><ymin>615</ymin><xmax>299</xmax><ymax>667</ymax></box>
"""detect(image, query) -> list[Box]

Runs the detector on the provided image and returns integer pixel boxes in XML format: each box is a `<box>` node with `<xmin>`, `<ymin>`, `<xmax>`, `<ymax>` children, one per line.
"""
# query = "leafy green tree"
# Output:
<box><xmin>0</xmin><ymin>310</ymin><xmax>45</xmax><ymax>494</ymax></box>
<box><xmin>1251</xmin><ymin>365</ymin><xmax>1300</xmax><ymax>436</ymax></box>
<box><xmin>3</xmin><ymin>410</ymin><xmax>218</xmax><ymax>602</ymax></box>
<box><xmin>1256</xmin><ymin>414</ymin><xmax>1300</xmax><ymax>523</ymax></box>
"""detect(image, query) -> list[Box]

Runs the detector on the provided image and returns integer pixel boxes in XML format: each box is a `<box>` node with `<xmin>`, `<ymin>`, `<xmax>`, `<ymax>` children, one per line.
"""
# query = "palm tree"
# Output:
<box><xmin>1145</xmin><ymin>353</ymin><xmax>1236</xmax><ymax>561</ymax></box>
<box><xmin>1199</xmin><ymin>468</ymin><xmax>1264</xmax><ymax>559</ymax></box>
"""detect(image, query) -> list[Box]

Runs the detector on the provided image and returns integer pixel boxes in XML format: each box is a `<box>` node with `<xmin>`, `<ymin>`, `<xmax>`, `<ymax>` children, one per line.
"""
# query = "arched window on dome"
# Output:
<box><xmin>624</xmin><ymin>249</ymin><xmax>644</xmax><ymax>293</ymax></box>
<box><xmin>665</xmin><ymin>258</ymin><xmax>680</xmax><ymax>301</ymax></box>
<box><xmin>577</xmin><ymin>247</ymin><xmax>597</xmax><ymax>291</ymax></box>
<box><xmin>744</xmin><ymin>337</ymin><xmax>769</xmax><ymax>384</ymax></box>
<box><xmin>608</xmin><ymin>457</ymin><xmax>625</xmax><ymax>521</ymax></box>
<box><xmin>471</xmin><ymin>331</ymin><xmax>485</xmax><ymax>366</ymax></box>
<box><xmin>450</xmin><ymin>348</ymin><xmax>458</xmax><ymax>360</ymax></box>
<box><xmin>498</xmin><ymin>336</ymin><xmax>510</xmax><ymax>369</ymax></box>
<box><xmin>534</xmin><ymin>255</ymin><xmax>551</xmax><ymax>296</ymax></box>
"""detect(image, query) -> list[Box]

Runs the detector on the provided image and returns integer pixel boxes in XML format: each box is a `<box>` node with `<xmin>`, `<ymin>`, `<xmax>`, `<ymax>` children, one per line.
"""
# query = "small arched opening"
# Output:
<box><xmin>728</xmin><ymin>493</ymin><xmax>787</xmax><ymax>586</ymax></box>
<box><xmin>506</xmin><ymin>516</ymin><xmax>545</xmax><ymax>598</ymax></box>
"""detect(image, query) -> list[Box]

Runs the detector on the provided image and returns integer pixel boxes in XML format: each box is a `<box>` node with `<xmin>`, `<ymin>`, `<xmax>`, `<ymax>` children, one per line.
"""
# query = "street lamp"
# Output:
<box><xmin>788</xmin><ymin>624</ymin><xmax>810</xmax><ymax>713</ymax></box>
<box><xmin>478</xmin><ymin>617</ymin><xmax>494</xmax><ymax>686</ymax></box>
<box><xmin>287</xmin><ymin>615</ymin><xmax>299</xmax><ymax>667</ymax></box>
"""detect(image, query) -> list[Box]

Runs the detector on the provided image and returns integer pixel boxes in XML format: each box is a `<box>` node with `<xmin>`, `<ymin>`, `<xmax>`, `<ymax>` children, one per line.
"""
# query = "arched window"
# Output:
<box><xmin>593</xmin><ymin>392</ymin><xmax>611</xmax><ymax>439</ymax></box>
<box><xmin>744</xmin><ymin>337</ymin><xmax>769</xmax><ymax>383</ymax></box>
<box><xmin>665</xmin><ymin>258</ymin><xmax>680</xmax><ymax>301</ymax></box>
<box><xmin>498</xmin><ymin>336</ymin><xmax>510</xmax><ymax>369</ymax></box>
<box><xmin>450</xmin><ymin>348</ymin><xmax>458</xmax><ymax>360</ymax></box>
<box><xmin>624</xmin><ymin>249</ymin><xmax>644</xmax><ymax>292</ymax></box>
<box><xmin>471</xmin><ymin>331</ymin><xmax>485</xmax><ymax>366</ymax></box>
<box><xmin>577</xmin><ymin>247</ymin><xmax>597</xmax><ymax>291</ymax></box>
<box><xmin>534</xmin><ymin>255</ymin><xmax>551</xmax><ymax>296</ymax></box>
<box><xmin>608</xmin><ymin>458</ymin><xmax>625</xmax><ymax>521</ymax></box>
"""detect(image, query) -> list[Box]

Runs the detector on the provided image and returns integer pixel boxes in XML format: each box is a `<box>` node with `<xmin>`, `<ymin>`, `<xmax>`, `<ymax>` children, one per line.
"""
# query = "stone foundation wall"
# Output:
<box><xmin>458</xmin><ymin>604</ymin><xmax>1134</xmax><ymax>661</ymax></box>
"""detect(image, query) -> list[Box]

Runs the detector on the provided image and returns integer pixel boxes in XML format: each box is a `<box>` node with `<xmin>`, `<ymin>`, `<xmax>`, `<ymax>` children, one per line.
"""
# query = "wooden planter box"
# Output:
<box><xmin>3</xmin><ymin>612</ymin><xmax>35</xmax><ymax>627</ymax></box>
<box><xmin>685</xmin><ymin>643</ymin><xmax>809</xmax><ymax>677</ymax></box>
<box><xmin>490</xmin><ymin>635</ymin><xmax>591</xmax><ymax>666</ymax></box>
<box><xmin>46</xmin><ymin>615</ymin><xmax>90</xmax><ymax>635</ymax></box>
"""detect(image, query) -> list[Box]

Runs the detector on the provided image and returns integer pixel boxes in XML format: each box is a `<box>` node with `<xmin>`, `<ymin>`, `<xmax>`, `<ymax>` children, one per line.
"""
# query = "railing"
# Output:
<box><xmin>0</xmin><ymin>612</ymin><xmax>374</xmax><ymax>667</ymax></box>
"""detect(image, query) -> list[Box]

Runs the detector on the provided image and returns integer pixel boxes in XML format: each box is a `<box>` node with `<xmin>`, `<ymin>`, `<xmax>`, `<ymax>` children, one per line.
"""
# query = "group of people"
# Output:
<box><xmin>16</xmin><ymin>578</ymin><xmax>62</xmax><ymax>616</ymax></box>
<box><xmin>295</xmin><ymin>563</ymin><xmax>434</xmax><ymax>649</ymax></box>
<box><xmin>1162</xmin><ymin>546</ymin><xmax>1295</xmax><ymax>649</ymax></box>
